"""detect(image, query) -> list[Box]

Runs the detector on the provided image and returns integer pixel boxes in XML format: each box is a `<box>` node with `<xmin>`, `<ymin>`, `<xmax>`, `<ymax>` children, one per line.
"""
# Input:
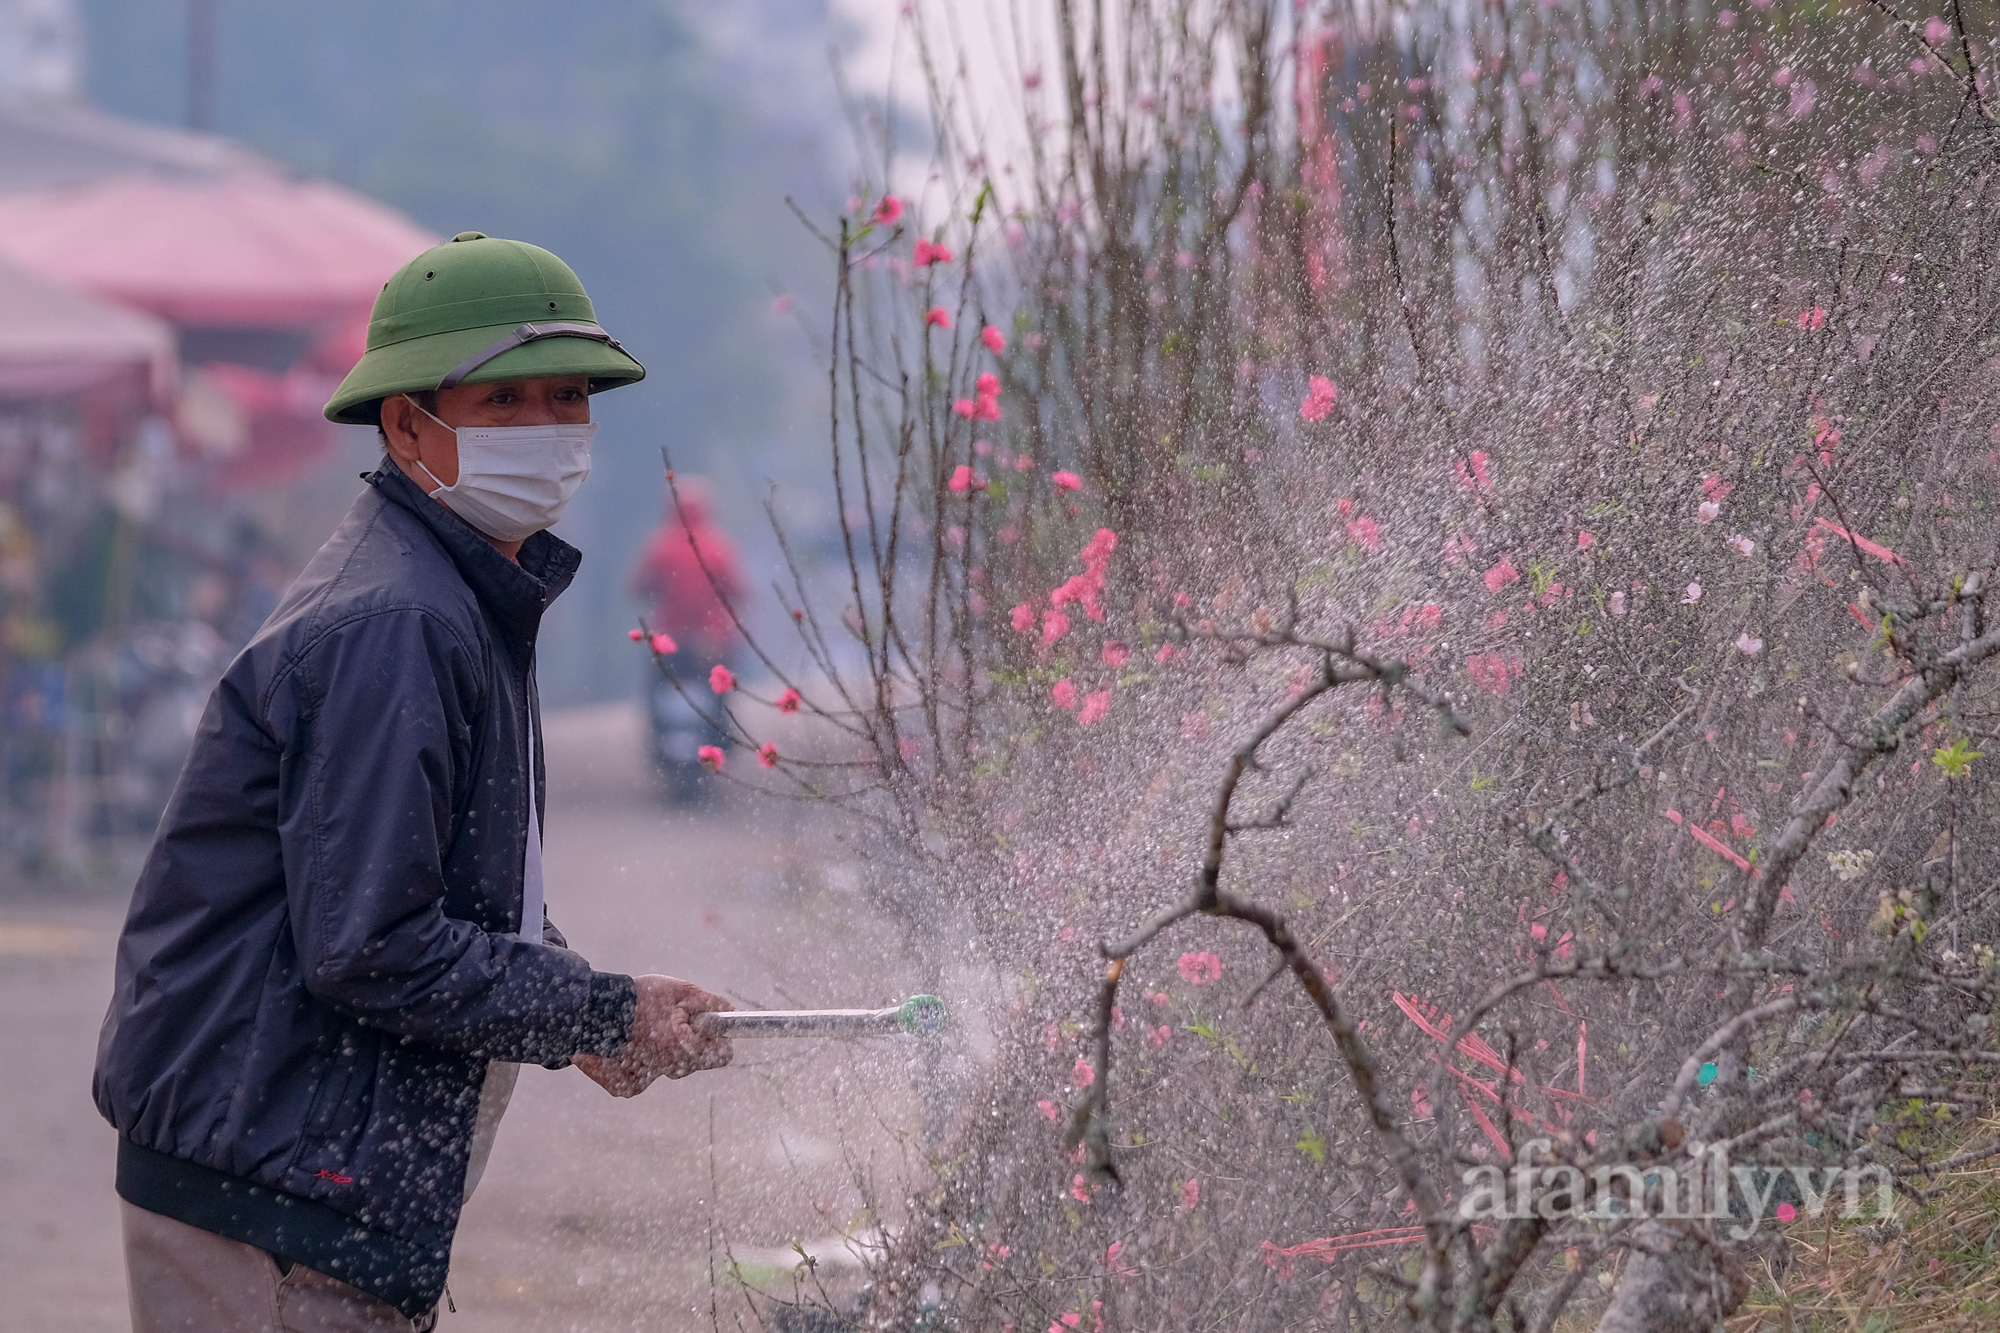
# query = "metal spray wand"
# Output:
<box><xmin>694</xmin><ymin>994</ymin><xmax>948</xmax><ymax>1038</ymax></box>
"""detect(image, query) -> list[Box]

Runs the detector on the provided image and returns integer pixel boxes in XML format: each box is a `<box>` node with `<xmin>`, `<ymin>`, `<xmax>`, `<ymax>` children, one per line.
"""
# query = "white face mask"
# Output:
<box><xmin>404</xmin><ymin>395</ymin><xmax>596</xmax><ymax>543</ymax></box>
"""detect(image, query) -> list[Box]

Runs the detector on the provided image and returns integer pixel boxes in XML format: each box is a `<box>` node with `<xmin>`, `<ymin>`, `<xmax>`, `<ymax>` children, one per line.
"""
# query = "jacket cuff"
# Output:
<box><xmin>574</xmin><ymin>971</ymin><xmax>638</xmax><ymax>1056</ymax></box>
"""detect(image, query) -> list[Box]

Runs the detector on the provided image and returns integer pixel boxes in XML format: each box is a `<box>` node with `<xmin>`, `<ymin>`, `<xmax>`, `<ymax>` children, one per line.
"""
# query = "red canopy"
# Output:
<box><xmin>0</xmin><ymin>172</ymin><xmax>436</xmax><ymax>328</ymax></box>
<box><xmin>0</xmin><ymin>255</ymin><xmax>174</xmax><ymax>401</ymax></box>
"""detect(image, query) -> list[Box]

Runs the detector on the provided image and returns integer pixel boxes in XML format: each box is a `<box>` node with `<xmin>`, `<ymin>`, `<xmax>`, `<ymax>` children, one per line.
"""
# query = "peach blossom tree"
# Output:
<box><xmin>640</xmin><ymin>0</ymin><xmax>2000</xmax><ymax>1327</ymax></box>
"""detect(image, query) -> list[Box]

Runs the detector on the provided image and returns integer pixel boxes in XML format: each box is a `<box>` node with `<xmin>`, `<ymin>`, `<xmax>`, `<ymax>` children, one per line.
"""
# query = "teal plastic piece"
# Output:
<box><xmin>897</xmin><ymin>994</ymin><xmax>949</xmax><ymax>1036</ymax></box>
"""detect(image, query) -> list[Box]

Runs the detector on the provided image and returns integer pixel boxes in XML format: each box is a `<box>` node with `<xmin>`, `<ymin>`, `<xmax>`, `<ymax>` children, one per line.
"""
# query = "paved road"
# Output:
<box><xmin>0</xmin><ymin>703</ymin><xmax>935</xmax><ymax>1332</ymax></box>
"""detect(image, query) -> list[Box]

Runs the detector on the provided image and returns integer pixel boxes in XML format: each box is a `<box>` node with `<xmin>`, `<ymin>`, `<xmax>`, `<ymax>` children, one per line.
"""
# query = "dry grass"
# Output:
<box><xmin>1726</xmin><ymin>1119</ymin><xmax>2000</xmax><ymax>1333</ymax></box>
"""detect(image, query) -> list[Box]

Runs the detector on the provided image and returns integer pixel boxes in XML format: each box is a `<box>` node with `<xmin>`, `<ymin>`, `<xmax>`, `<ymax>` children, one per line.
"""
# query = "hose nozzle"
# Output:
<box><xmin>695</xmin><ymin>994</ymin><xmax>949</xmax><ymax>1038</ymax></box>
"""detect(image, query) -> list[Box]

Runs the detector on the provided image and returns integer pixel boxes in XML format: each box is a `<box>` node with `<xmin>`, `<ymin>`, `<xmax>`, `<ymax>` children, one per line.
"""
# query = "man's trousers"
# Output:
<box><xmin>121</xmin><ymin>1202</ymin><xmax>438</xmax><ymax>1332</ymax></box>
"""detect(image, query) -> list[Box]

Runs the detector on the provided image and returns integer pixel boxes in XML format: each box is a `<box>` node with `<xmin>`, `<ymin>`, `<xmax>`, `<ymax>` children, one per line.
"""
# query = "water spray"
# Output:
<box><xmin>696</xmin><ymin>994</ymin><xmax>948</xmax><ymax>1038</ymax></box>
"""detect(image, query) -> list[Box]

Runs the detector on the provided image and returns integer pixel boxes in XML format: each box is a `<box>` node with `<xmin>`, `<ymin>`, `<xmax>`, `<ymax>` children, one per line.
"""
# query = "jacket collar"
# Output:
<box><xmin>366</xmin><ymin>460</ymin><xmax>581</xmax><ymax>653</ymax></box>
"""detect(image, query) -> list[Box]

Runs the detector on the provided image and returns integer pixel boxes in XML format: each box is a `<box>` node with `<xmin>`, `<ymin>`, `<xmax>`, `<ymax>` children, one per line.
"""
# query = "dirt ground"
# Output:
<box><xmin>0</xmin><ymin>702</ymin><xmax>947</xmax><ymax>1333</ymax></box>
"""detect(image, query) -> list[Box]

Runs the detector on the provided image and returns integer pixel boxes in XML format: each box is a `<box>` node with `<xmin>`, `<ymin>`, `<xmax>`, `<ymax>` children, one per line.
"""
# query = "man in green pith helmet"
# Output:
<box><xmin>94</xmin><ymin>232</ymin><xmax>734</xmax><ymax>1331</ymax></box>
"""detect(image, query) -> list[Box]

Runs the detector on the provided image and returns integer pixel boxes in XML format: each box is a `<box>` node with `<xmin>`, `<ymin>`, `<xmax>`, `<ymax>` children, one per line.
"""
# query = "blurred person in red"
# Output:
<box><xmin>629</xmin><ymin>476</ymin><xmax>745</xmax><ymax>796</ymax></box>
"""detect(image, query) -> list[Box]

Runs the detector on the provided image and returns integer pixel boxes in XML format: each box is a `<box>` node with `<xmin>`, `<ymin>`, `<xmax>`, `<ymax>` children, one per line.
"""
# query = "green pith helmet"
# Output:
<box><xmin>323</xmin><ymin>231</ymin><xmax>646</xmax><ymax>426</ymax></box>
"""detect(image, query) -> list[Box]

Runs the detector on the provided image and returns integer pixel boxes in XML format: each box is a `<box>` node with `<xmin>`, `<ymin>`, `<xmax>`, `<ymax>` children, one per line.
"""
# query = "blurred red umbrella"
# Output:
<box><xmin>0</xmin><ymin>172</ymin><xmax>435</xmax><ymax>328</ymax></box>
<box><xmin>0</xmin><ymin>255</ymin><xmax>174</xmax><ymax>418</ymax></box>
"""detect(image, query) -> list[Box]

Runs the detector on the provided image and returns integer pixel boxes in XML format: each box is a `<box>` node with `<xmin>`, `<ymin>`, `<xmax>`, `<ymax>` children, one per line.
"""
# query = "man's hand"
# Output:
<box><xmin>574</xmin><ymin>974</ymin><xmax>733</xmax><ymax>1097</ymax></box>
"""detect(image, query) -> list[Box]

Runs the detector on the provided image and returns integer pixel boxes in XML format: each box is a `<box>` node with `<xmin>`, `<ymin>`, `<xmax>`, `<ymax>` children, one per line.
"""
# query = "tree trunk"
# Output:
<box><xmin>1593</xmin><ymin>1222</ymin><xmax>1750</xmax><ymax>1333</ymax></box>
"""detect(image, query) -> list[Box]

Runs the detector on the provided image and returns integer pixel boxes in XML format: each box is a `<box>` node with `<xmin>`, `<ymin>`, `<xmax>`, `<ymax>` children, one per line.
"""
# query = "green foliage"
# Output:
<box><xmin>1932</xmin><ymin>736</ymin><xmax>1983</xmax><ymax>779</ymax></box>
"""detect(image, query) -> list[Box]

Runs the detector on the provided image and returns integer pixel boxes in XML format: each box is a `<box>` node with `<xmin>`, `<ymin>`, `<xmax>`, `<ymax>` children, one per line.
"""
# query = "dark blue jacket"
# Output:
<box><xmin>94</xmin><ymin>463</ymin><xmax>635</xmax><ymax>1318</ymax></box>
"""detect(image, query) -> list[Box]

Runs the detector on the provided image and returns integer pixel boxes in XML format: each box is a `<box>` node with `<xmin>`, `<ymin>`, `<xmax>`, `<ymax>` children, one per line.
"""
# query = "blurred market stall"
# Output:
<box><xmin>0</xmin><ymin>29</ymin><xmax>434</xmax><ymax>883</ymax></box>
<box><xmin>0</xmin><ymin>255</ymin><xmax>177</xmax><ymax>876</ymax></box>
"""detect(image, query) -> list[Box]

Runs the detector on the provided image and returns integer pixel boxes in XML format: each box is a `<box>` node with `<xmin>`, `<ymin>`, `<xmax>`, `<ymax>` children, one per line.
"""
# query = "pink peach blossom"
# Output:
<box><xmin>1052</xmin><ymin>469</ymin><xmax>1082</xmax><ymax>491</ymax></box>
<box><xmin>1455</xmin><ymin>450</ymin><xmax>1494</xmax><ymax>493</ymax></box>
<box><xmin>627</xmin><ymin>627</ymin><xmax>645</xmax><ymax>641</ymax></box>
<box><xmin>650</xmin><ymin>632</ymin><xmax>678</xmax><ymax>655</ymax></box>
<box><xmin>697</xmin><ymin>744</ymin><xmax>725</xmax><ymax>771</ymax></box>
<box><xmin>1051</xmin><ymin>678</ymin><xmax>1078</xmax><ymax>710</ymax></box>
<box><xmin>1177</xmin><ymin>951</ymin><xmax>1223</xmax><ymax>984</ymax></box>
<box><xmin>1037</xmin><ymin>1099</ymin><xmax>1060</xmax><ymax>1121</ymax></box>
<box><xmin>1043</xmin><ymin>610</ymin><xmax>1070</xmax><ymax>645</ymax></box>
<box><xmin>1576</xmin><ymin>530</ymin><xmax>1595</xmax><ymax>551</ymax></box>
<box><xmin>1071</xmin><ymin>1056</ymin><xmax>1095</xmax><ymax>1087</ymax></box>
<box><xmin>777</xmin><ymin>687</ymin><xmax>802</xmax><ymax>714</ymax></box>
<box><xmin>1101</xmin><ymin>641</ymin><xmax>1131</xmax><ymax>668</ymax></box>
<box><xmin>981</xmin><ymin>325</ymin><xmax>1007</xmax><ymax>354</ymax></box>
<box><xmin>924</xmin><ymin>306</ymin><xmax>952</xmax><ymax>329</ymax></box>
<box><xmin>1011</xmin><ymin>603</ymin><xmax>1034</xmax><ymax>633</ymax></box>
<box><xmin>758</xmin><ymin>742</ymin><xmax>779</xmax><ymax>768</ymax></box>
<box><xmin>1482</xmin><ymin>556</ymin><xmax>1520</xmax><ymax>593</ymax></box>
<box><xmin>872</xmin><ymin>195</ymin><xmax>904</xmax><ymax>225</ymax></box>
<box><xmin>709</xmin><ymin>664</ymin><xmax>736</xmax><ymax>693</ymax></box>
<box><xmin>1465</xmin><ymin>653</ymin><xmax>1514</xmax><ymax>696</ymax></box>
<box><xmin>1346</xmin><ymin>515</ymin><xmax>1382</xmax><ymax>553</ymax></box>
<box><xmin>976</xmin><ymin>371</ymin><xmax>1000</xmax><ymax>397</ymax></box>
<box><xmin>1299</xmin><ymin>375</ymin><xmax>1338</xmax><ymax>421</ymax></box>
<box><xmin>1077</xmin><ymin>690</ymin><xmax>1111</xmax><ymax>725</ymax></box>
